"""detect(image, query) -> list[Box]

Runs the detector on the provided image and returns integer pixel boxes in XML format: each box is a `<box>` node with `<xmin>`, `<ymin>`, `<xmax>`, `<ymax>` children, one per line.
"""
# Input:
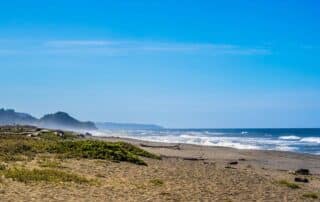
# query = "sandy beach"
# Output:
<box><xmin>1</xmin><ymin>128</ymin><xmax>319</xmax><ymax>202</ymax></box>
<box><xmin>97</xmin><ymin>136</ymin><xmax>320</xmax><ymax>175</ymax></box>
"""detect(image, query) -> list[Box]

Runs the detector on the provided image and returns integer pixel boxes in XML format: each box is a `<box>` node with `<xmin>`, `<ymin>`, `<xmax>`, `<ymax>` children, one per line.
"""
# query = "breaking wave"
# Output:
<box><xmin>300</xmin><ymin>137</ymin><xmax>320</xmax><ymax>144</ymax></box>
<box><xmin>279</xmin><ymin>135</ymin><xmax>301</xmax><ymax>140</ymax></box>
<box><xmin>93</xmin><ymin>129</ymin><xmax>320</xmax><ymax>155</ymax></box>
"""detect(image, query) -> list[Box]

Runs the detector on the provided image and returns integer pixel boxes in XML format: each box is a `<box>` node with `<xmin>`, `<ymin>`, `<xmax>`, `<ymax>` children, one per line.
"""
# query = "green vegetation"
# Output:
<box><xmin>3</xmin><ymin>167</ymin><xmax>89</xmax><ymax>184</ymax></box>
<box><xmin>38</xmin><ymin>159</ymin><xmax>63</xmax><ymax>169</ymax></box>
<box><xmin>0</xmin><ymin>126</ymin><xmax>162</xmax><ymax>187</ymax></box>
<box><xmin>302</xmin><ymin>192</ymin><xmax>318</xmax><ymax>199</ymax></box>
<box><xmin>150</xmin><ymin>179</ymin><xmax>164</xmax><ymax>186</ymax></box>
<box><xmin>116</xmin><ymin>142</ymin><xmax>161</xmax><ymax>159</ymax></box>
<box><xmin>0</xmin><ymin>127</ymin><xmax>160</xmax><ymax>165</ymax></box>
<box><xmin>278</xmin><ymin>180</ymin><xmax>300</xmax><ymax>189</ymax></box>
<box><xmin>47</xmin><ymin>140</ymin><xmax>158</xmax><ymax>165</ymax></box>
<box><xmin>0</xmin><ymin>163</ymin><xmax>6</xmax><ymax>170</ymax></box>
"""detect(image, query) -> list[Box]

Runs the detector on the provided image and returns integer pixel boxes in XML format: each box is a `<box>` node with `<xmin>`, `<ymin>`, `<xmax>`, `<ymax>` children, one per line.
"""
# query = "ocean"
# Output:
<box><xmin>94</xmin><ymin>128</ymin><xmax>320</xmax><ymax>155</ymax></box>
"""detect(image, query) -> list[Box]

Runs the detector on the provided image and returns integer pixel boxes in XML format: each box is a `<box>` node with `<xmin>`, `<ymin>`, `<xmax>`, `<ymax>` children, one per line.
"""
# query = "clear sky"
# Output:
<box><xmin>0</xmin><ymin>0</ymin><xmax>319</xmax><ymax>128</ymax></box>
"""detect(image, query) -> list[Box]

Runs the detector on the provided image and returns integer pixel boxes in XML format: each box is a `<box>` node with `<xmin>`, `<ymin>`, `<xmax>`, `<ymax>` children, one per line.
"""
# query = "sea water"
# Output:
<box><xmin>94</xmin><ymin>128</ymin><xmax>320</xmax><ymax>155</ymax></box>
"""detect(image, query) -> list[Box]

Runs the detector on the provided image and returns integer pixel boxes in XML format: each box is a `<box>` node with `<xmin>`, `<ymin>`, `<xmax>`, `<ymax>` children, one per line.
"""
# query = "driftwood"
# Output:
<box><xmin>225</xmin><ymin>166</ymin><xmax>237</xmax><ymax>169</ymax></box>
<box><xmin>140</xmin><ymin>143</ymin><xmax>181</xmax><ymax>150</ymax></box>
<box><xmin>160</xmin><ymin>155</ymin><xmax>206</xmax><ymax>161</ymax></box>
<box><xmin>182</xmin><ymin>157</ymin><xmax>206</xmax><ymax>161</ymax></box>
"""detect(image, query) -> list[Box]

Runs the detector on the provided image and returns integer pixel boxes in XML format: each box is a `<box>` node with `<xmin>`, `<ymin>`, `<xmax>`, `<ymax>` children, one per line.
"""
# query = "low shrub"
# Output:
<box><xmin>4</xmin><ymin>167</ymin><xmax>89</xmax><ymax>184</ymax></box>
<box><xmin>116</xmin><ymin>142</ymin><xmax>161</xmax><ymax>160</ymax></box>
<box><xmin>47</xmin><ymin>140</ymin><xmax>151</xmax><ymax>165</ymax></box>
<box><xmin>38</xmin><ymin>159</ymin><xmax>63</xmax><ymax>168</ymax></box>
<box><xmin>150</xmin><ymin>179</ymin><xmax>164</xmax><ymax>186</ymax></box>
<box><xmin>278</xmin><ymin>180</ymin><xmax>300</xmax><ymax>189</ymax></box>
<box><xmin>302</xmin><ymin>192</ymin><xmax>318</xmax><ymax>199</ymax></box>
<box><xmin>0</xmin><ymin>163</ymin><xmax>6</xmax><ymax>170</ymax></box>
<box><xmin>0</xmin><ymin>131</ymin><xmax>160</xmax><ymax>165</ymax></box>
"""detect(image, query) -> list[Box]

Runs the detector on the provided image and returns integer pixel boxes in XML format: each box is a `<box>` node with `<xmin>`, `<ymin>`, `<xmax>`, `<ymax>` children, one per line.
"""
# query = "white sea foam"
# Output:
<box><xmin>210</xmin><ymin>141</ymin><xmax>260</xmax><ymax>150</ymax></box>
<box><xmin>300</xmin><ymin>137</ymin><xmax>320</xmax><ymax>144</ymax></box>
<box><xmin>279</xmin><ymin>135</ymin><xmax>301</xmax><ymax>140</ymax></box>
<box><xmin>274</xmin><ymin>145</ymin><xmax>297</xmax><ymax>152</ymax></box>
<box><xmin>92</xmin><ymin>129</ymin><xmax>320</xmax><ymax>154</ymax></box>
<box><xmin>148</xmin><ymin>135</ymin><xmax>261</xmax><ymax>150</ymax></box>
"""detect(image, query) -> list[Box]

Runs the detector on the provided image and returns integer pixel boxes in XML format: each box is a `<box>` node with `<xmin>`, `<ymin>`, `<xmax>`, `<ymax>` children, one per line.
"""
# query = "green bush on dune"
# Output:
<box><xmin>302</xmin><ymin>192</ymin><xmax>318</xmax><ymax>199</ymax></box>
<box><xmin>4</xmin><ymin>167</ymin><xmax>89</xmax><ymax>183</ymax></box>
<box><xmin>47</xmin><ymin>140</ymin><xmax>156</xmax><ymax>165</ymax></box>
<box><xmin>116</xmin><ymin>142</ymin><xmax>161</xmax><ymax>159</ymax></box>
<box><xmin>0</xmin><ymin>130</ymin><xmax>160</xmax><ymax>165</ymax></box>
<box><xmin>278</xmin><ymin>180</ymin><xmax>300</xmax><ymax>189</ymax></box>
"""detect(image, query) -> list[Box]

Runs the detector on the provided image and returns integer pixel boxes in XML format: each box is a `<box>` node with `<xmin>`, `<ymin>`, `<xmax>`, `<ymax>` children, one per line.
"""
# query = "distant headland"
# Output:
<box><xmin>0</xmin><ymin>108</ymin><xmax>163</xmax><ymax>131</ymax></box>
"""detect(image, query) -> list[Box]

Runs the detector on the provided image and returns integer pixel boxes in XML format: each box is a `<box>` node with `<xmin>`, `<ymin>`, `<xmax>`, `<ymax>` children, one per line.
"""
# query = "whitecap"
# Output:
<box><xmin>300</xmin><ymin>137</ymin><xmax>320</xmax><ymax>144</ymax></box>
<box><xmin>279</xmin><ymin>135</ymin><xmax>301</xmax><ymax>140</ymax></box>
<box><xmin>92</xmin><ymin>129</ymin><xmax>319</xmax><ymax>154</ymax></box>
<box><xmin>274</xmin><ymin>145</ymin><xmax>297</xmax><ymax>152</ymax></box>
<box><xmin>210</xmin><ymin>141</ymin><xmax>261</xmax><ymax>150</ymax></box>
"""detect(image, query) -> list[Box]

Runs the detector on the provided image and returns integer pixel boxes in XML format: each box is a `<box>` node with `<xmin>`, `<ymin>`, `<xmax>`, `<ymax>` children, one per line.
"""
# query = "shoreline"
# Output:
<box><xmin>93</xmin><ymin>135</ymin><xmax>320</xmax><ymax>175</ymax></box>
<box><xmin>90</xmin><ymin>128</ymin><xmax>320</xmax><ymax>156</ymax></box>
<box><xmin>1</xmin><ymin>126</ymin><xmax>320</xmax><ymax>201</ymax></box>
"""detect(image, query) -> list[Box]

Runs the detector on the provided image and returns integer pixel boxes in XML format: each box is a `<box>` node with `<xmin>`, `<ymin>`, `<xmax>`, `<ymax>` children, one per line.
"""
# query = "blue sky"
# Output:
<box><xmin>0</xmin><ymin>0</ymin><xmax>319</xmax><ymax>128</ymax></box>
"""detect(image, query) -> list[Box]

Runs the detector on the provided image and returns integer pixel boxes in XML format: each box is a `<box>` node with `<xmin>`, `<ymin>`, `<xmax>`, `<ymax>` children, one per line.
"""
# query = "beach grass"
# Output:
<box><xmin>0</xmin><ymin>128</ymin><xmax>160</xmax><ymax>165</ymax></box>
<box><xmin>0</xmin><ymin>163</ymin><xmax>6</xmax><ymax>170</ymax></box>
<box><xmin>38</xmin><ymin>159</ymin><xmax>63</xmax><ymax>169</ymax></box>
<box><xmin>278</xmin><ymin>180</ymin><xmax>300</xmax><ymax>189</ymax></box>
<box><xmin>3</xmin><ymin>167</ymin><xmax>89</xmax><ymax>184</ymax></box>
<box><xmin>150</xmin><ymin>179</ymin><xmax>164</xmax><ymax>186</ymax></box>
<box><xmin>302</xmin><ymin>192</ymin><xmax>318</xmax><ymax>199</ymax></box>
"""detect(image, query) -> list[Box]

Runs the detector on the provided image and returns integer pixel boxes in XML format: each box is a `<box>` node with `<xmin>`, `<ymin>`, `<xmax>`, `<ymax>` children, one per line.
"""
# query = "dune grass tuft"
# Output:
<box><xmin>0</xmin><ymin>163</ymin><xmax>6</xmax><ymax>170</ymax></box>
<box><xmin>38</xmin><ymin>159</ymin><xmax>63</xmax><ymax>169</ymax></box>
<box><xmin>278</xmin><ymin>180</ymin><xmax>300</xmax><ymax>189</ymax></box>
<box><xmin>47</xmin><ymin>140</ymin><xmax>153</xmax><ymax>165</ymax></box>
<box><xmin>0</xmin><ymin>128</ymin><xmax>160</xmax><ymax>165</ymax></box>
<box><xmin>150</xmin><ymin>179</ymin><xmax>164</xmax><ymax>186</ymax></box>
<box><xmin>3</xmin><ymin>167</ymin><xmax>89</xmax><ymax>184</ymax></box>
<box><xmin>302</xmin><ymin>192</ymin><xmax>318</xmax><ymax>199</ymax></box>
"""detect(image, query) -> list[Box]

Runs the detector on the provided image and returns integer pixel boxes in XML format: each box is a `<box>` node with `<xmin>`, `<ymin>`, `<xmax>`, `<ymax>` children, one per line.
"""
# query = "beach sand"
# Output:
<box><xmin>1</xmin><ymin>135</ymin><xmax>320</xmax><ymax>201</ymax></box>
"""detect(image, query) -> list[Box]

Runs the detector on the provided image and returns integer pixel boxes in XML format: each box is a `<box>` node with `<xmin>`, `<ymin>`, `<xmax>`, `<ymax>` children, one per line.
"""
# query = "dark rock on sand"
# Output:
<box><xmin>295</xmin><ymin>169</ymin><xmax>310</xmax><ymax>175</ymax></box>
<box><xmin>228</xmin><ymin>161</ymin><xmax>238</xmax><ymax>165</ymax></box>
<box><xmin>294</xmin><ymin>177</ymin><xmax>309</xmax><ymax>183</ymax></box>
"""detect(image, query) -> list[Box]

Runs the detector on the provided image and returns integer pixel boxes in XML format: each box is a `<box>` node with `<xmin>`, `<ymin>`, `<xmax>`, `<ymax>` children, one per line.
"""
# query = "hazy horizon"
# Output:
<box><xmin>1</xmin><ymin>1</ymin><xmax>320</xmax><ymax>128</ymax></box>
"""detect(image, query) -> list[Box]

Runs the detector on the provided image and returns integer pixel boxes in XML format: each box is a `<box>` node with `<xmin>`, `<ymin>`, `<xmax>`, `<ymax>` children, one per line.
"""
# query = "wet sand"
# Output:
<box><xmin>96</xmin><ymin>136</ymin><xmax>320</xmax><ymax>175</ymax></box>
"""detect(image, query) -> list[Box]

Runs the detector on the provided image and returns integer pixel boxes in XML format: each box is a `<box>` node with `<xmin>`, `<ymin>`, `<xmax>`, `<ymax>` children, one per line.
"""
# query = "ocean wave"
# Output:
<box><xmin>274</xmin><ymin>145</ymin><xmax>297</xmax><ymax>152</ymax></box>
<box><xmin>209</xmin><ymin>141</ymin><xmax>260</xmax><ymax>150</ymax></box>
<box><xmin>151</xmin><ymin>136</ymin><xmax>261</xmax><ymax>150</ymax></box>
<box><xmin>300</xmin><ymin>137</ymin><xmax>320</xmax><ymax>144</ymax></box>
<box><xmin>279</xmin><ymin>135</ymin><xmax>301</xmax><ymax>140</ymax></box>
<box><xmin>204</xmin><ymin>131</ymin><xmax>225</xmax><ymax>135</ymax></box>
<box><xmin>180</xmin><ymin>134</ymin><xmax>206</xmax><ymax>138</ymax></box>
<box><xmin>93</xmin><ymin>129</ymin><xmax>320</xmax><ymax>155</ymax></box>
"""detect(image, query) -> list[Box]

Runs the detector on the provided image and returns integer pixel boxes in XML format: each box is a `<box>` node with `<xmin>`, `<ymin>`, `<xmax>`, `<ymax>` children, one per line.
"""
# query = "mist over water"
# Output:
<box><xmin>94</xmin><ymin>128</ymin><xmax>320</xmax><ymax>155</ymax></box>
